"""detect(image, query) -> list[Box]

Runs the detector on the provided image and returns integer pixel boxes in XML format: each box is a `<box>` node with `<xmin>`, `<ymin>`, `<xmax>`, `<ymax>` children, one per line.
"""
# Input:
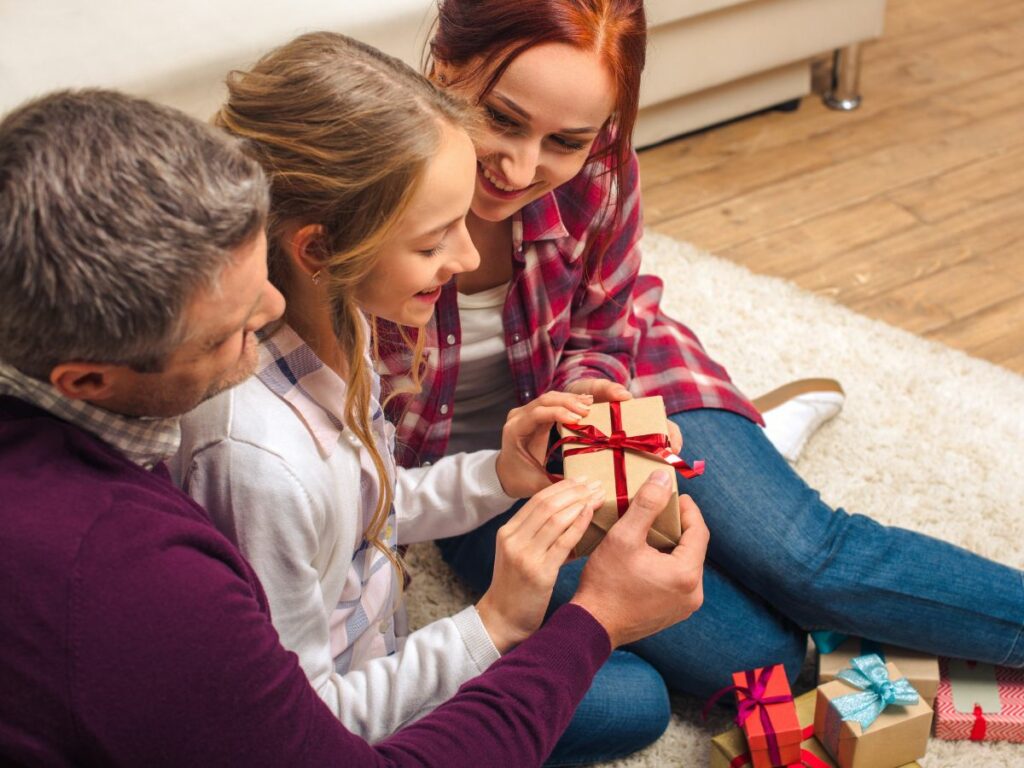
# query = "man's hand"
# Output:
<box><xmin>494</xmin><ymin>392</ymin><xmax>593</xmax><ymax>499</ymax></box>
<box><xmin>570</xmin><ymin>470</ymin><xmax>709</xmax><ymax>648</ymax></box>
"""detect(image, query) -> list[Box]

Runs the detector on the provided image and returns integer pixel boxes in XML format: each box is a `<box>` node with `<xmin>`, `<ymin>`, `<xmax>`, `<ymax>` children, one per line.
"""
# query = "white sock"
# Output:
<box><xmin>762</xmin><ymin>391</ymin><xmax>845</xmax><ymax>462</ymax></box>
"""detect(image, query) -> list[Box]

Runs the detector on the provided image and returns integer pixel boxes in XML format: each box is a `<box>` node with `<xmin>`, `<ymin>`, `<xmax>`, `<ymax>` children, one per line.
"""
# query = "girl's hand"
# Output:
<box><xmin>567</xmin><ymin>379</ymin><xmax>683</xmax><ymax>454</ymax></box>
<box><xmin>476</xmin><ymin>478</ymin><xmax>604</xmax><ymax>653</ymax></box>
<box><xmin>494</xmin><ymin>391</ymin><xmax>594</xmax><ymax>499</ymax></box>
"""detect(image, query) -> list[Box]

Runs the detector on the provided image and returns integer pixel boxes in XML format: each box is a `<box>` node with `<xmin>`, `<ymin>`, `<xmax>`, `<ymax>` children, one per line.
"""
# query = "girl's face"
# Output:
<box><xmin>353</xmin><ymin>121</ymin><xmax>480</xmax><ymax>327</ymax></box>
<box><xmin>444</xmin><ymin>42</ymin><xmax>616</xmax><ymax>223</ymax></box>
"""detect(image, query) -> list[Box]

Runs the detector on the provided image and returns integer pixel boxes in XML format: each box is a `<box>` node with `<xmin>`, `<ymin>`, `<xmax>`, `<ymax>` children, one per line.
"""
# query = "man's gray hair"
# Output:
<box><xmin>0</xmin><ymin>89</ymin><xmax>269</xmax><ymax>379</ymax></box>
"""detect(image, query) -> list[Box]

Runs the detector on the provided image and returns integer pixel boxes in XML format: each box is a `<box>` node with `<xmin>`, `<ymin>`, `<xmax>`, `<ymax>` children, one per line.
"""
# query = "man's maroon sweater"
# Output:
<box><xmin>0</xmin><ymin>396</ymin><xmax>611</xmax><ymax>766</ymax></box>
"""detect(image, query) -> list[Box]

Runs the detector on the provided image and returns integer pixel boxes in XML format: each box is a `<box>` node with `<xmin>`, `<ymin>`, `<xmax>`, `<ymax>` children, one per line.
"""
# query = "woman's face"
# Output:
<box><xmin>353</xmin><ymin>120</ymin><xmax>480</xmax><ymax>328</ymax></box>
<box><xmin>445</xmin><ymin>42</ymin><xmax>616</xmax><ymax>223</ymax></box>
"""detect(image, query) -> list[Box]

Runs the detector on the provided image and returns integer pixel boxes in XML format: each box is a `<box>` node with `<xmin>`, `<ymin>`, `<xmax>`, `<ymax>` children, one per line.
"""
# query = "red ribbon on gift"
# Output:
<box><xmin>970</xmin><ymin>703</ymin><xmax>987</xmax><ymax>741</ymax></box>
<box><xmin>704</xmin><ymin>667</ymin><xmax>794</xmax><ymax>767</ymax></box>
<box><xmin>727</xmin><ymin>725</ymin><xmax>831</xmax><ymax>768</ymax></box>
<box><xmin>550</xmin><ymin>401</ymin><xmax>705</xmax><ymax>515</ymax></box>
<box><xmin>963</xmin><ymin>660</ymin><xmax>989</xmax><ymax>741</ymax></box>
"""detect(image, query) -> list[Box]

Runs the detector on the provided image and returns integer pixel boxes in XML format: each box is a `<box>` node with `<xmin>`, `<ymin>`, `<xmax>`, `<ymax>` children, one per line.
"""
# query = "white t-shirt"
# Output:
<box><xmin>447</xmin><ymin>283</ymin><xmax>518</xmax><ymax>455</ymax></box>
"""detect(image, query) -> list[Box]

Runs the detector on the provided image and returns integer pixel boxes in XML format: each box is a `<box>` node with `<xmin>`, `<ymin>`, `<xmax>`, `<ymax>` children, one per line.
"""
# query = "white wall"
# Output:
<box><xmin>0</xmin><ymin>0</ymin><xmax>437</xmax><ymax>118</ymax></box>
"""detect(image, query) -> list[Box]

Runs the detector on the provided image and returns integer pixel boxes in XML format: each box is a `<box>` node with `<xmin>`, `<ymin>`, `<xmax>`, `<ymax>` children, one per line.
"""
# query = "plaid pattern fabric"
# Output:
<box><xmin>256</xmin><ymin>325</ymin><xmax>400</xmax><ymax>671</ymax></box>
<box><xmin>0</xmin><ymin>363</ymin><xmax>179</xmax><ymax>468</ymax></box>
<box><xmin>377</xmin><ymin>151</ymin><xmax>761</xmax><ymax>469</ymax></box>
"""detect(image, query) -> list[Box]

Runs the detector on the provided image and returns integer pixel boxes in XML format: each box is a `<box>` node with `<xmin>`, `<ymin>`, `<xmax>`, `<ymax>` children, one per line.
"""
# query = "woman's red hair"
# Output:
<box><xmin>429</xmin><ymin>0</ymin><xmax>646</xmax><ymax>201</ymax></box>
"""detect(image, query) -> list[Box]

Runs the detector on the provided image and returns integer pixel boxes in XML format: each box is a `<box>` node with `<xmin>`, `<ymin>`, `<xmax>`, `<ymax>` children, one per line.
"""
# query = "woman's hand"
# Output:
<box><xmin>475</xmin><ymin>478</ymin><xmax>604</xmax><ymax>653</ymax></box>
<box><xmin>566</xmin><ymin>378</ymin><xmax>683</xmax><ymax>453</ymax></box>
<box><xmin>494</xmin><ymin>391</ymin><xmax>594</xmax><ymax>499</ymax></box>
<box><xmin>566</xmin><ymin>377</ymin><xmax>632</xmax><ymax>403</ymax></box>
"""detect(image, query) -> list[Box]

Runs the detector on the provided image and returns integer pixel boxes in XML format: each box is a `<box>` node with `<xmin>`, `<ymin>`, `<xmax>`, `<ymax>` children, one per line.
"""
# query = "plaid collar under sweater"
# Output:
<box><xmin>0</xmin><ymin>363</ymin><xmax>180</xmax><ymax>468</ymax></box>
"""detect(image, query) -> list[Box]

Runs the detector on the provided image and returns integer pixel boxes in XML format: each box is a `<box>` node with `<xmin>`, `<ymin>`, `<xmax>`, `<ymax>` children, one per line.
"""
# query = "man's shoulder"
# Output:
<box><xmin>0</xmin><ymin>395</ymin><xmax>216</xmax><ymax>550</ymax></box>
<box><xmin>0</xmin><ymin>394</ymin><xmax>130</xmax><ymax>493</ymax></box>
<box><xmin>0</xmin><ymin>399</ymin><xmax>273</xmax><ymax>766</ymax></box>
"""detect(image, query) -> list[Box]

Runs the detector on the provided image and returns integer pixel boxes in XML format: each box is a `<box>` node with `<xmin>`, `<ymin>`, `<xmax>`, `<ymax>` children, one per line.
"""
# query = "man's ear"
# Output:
<box><xmin>50</xmin><ymin>362</ymin><xmax>123</xmax><ymax>402</ymax></box>
<box><xmin>286</xmin><ymin>224</ymin><xmax>328</xmax><ymax>280</ymax></box>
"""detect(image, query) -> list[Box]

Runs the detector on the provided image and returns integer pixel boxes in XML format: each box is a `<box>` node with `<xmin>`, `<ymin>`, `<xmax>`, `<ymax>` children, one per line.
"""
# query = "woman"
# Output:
<box><xmin>174</xmin><ymin>32</ymin><xmax>617</xmax><ymax>744</ymax></box>
<box><xmin>376</xmin><ymin>0</ymin><xmax>1024</xmax><ymax>752</ymax></box>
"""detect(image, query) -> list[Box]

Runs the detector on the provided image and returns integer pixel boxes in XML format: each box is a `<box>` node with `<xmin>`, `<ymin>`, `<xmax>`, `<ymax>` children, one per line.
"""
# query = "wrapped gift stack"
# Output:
<box><xmin>709</xmin><ymin>656</ymin><xmax>931</xmax><ymax>768</ymax></box>
<box><xmin>933</xmin><ymin>658</ymin><xmax>1024</xmax><ymax>743</ymax></box>
<box><xmin>710</xmin><ymin>651</ymin><xmax>1024</xmax><ymax>765</ymax></box>
<box><xmin>710</xmin><ymin>689</ymin><xmax>922</xmax><ymax>768</ymax></box>
<box><xmin>556</xmin><ymin>395</ymin><xmax>703</xmax><ymax>557</ymax></box>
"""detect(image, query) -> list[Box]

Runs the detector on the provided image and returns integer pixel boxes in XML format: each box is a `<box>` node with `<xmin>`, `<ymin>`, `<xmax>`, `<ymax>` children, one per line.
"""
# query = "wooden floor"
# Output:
<box><xmin>638</xmin><ymin>0</ymin><xmax>1024</xmax><ymax>374</ymax></box>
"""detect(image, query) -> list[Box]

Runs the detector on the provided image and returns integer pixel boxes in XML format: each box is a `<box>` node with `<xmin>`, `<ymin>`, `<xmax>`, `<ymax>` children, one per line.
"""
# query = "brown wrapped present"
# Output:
<box><xmin>711</xmin><ymin>691</ymin><xmax>921</xmax><ymax>768</ymax></box>
<box><xmin>556</xmin><ymin>395</ymin><xmax>702</xmax><ymax>557</ymax></box>
<box><xmin>814</xmin><ymin>657</ymin><xmax>932</xmax><ymax>768</ymax></box>
<box><xmin>816</xmin><ymin>637</ymin><xmax>939</xmax><ymax>706</ymax></box>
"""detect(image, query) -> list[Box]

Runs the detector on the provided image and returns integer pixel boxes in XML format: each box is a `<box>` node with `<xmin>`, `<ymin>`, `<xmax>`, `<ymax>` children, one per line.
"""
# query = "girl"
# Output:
<box><xmin>375</xmin><ymin>0</ymin><xmax>1024</xmax><ymax>761</ymax></box>
<box><xmin>175</xmin><ymin>32</ymin><xmax>614</xmax><ymax>744</ymax></box>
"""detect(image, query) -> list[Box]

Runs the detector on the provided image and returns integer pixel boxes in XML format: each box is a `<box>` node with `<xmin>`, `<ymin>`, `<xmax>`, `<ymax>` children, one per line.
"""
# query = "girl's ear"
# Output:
<box><xmin>286</xmin><ymin>224</ymin><xmax>329</xmax><ymax>279</ymax></box>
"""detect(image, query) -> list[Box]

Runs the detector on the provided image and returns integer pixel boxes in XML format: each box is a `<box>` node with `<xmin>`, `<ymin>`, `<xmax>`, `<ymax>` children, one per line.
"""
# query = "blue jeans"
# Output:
<box><xmin>437</xmin><ymin>408</ymin><xmax>1024</xmax><ymax>764</ymax></box>
<box><xmin>544</xmin><ymin>649</ymin><xmax>670</xmax><ymax>767</ymax></box>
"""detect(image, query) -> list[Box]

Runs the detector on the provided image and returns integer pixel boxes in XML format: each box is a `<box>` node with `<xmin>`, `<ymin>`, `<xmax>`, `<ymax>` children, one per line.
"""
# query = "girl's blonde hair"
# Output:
<box><xmin>215</xmin><ymin>31</ymin><xmax>475</xmax><ymax>587</ymax></box>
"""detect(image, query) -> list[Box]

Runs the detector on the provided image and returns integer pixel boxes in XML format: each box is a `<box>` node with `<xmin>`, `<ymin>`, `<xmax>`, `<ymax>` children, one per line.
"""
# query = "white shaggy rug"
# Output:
<box><xmin>404</xmin><ymin>231</ymin><xmax>1024</xmax><ymax>767</ymax></box>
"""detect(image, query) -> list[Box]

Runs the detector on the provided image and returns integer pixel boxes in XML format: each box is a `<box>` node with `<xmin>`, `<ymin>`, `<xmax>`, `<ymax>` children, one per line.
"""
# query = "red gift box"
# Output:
<box><xmin>934</xmin><ymin>658</ymin><xmax>1024</xmax><ymax>743</ymax></box>
<box><xmin>731</xmin><ymin>664</ymin><xmax>803</xmax><ymax>768</ymax></box>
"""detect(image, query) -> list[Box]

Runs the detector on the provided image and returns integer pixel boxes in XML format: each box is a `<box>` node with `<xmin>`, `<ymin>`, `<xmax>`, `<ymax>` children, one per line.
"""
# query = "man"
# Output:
<box><xmin>0</xmin><ymin>89</ymin><xmax>708</xmax><ymax>766</ymax></box>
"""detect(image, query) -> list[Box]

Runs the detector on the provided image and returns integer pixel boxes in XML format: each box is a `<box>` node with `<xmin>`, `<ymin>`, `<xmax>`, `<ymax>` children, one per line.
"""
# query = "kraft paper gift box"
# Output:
<box><xmin>710</xmin><ymin>691</ymin><xmax>923</xmax><ymax>768</ymax></box>
<box><xmin>933</xmin><ymin>658</ymin><xmax>1024</xmax><ymax>742</ymax></box>
<box><xmin>814</xmin><ymin>656</ymin><xmax>932</xmax><ymax>768</ymax></box>
<box><xmin>814</xmin><ymin>634</ymin><xmax>939</xmax><ymax>706</ymax></box>
<box><xmin>557</xmin><ymin>395</ymin><xmax>701</xmax><ymax>557</ymax></box>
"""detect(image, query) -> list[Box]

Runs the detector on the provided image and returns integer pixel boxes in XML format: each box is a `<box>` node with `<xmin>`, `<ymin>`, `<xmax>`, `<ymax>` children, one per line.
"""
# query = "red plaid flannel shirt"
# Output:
<box><xmin>377</xmin><ymin>151</ymin><xmax>761</xmax><ymax>468</ymax></box>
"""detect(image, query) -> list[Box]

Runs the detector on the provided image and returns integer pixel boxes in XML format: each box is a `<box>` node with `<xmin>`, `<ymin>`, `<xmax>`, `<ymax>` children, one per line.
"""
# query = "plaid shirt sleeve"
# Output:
<box><xmin>550</xmin><ymin>151</ymin><xmax>762</xmax><ymax>424</ymax></box>
<box><xmin>549</xmin><ymin>153</ymin><xmax>643</xmax><ymax>392</ymax></box>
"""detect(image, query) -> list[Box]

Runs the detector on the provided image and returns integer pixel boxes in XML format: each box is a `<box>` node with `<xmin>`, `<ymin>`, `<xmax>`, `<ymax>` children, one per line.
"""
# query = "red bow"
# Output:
<box><xmin>550</xmin><ymin>401</ymin><xmax>704</xmax><ymax>515</ymax></box>
<box><xmin>554</xmin><ymin>423</ymin><xmax>674</xmax><ymax>460</ymax></box>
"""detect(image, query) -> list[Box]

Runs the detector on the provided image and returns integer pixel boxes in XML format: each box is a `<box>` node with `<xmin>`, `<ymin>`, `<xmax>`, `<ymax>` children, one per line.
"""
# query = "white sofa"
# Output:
<box><xmin>0</xmin><ymin>0</ymin><xmax>886</xmax><ymax>148</ymax></box>
<box><xmin>638</xmin><ymin>0</ymin><xmax>887</xmax><ymax>146</ymax></box>
<box><xmin>0</xmin><ymin>1</ymin><xmax>439</xmax><ymax>121</ymax></box>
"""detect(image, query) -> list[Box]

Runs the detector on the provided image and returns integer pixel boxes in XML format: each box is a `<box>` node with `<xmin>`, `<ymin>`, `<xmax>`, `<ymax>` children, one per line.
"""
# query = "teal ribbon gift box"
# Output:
<box><xmin>813</xmin><ymin>654</ymin><xmax>933</xmax><ymax>768</ymax></box>
<box><xmin>812</xmin><ymin>632</ymin><xmax>939</xmax><ymax>705</ymax></box>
